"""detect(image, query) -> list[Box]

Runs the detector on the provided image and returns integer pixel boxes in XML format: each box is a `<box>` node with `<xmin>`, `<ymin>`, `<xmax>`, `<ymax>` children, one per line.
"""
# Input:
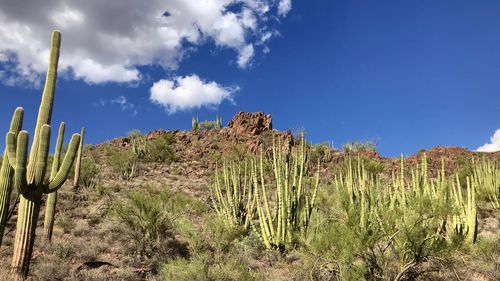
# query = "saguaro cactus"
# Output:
<box><xmin>5</xmin><ymin>31</ymin><xmax>82</xmax><ymax>278</ymax></box>
<box><xmin>0</xmin><ymin>108</ymin><xmax>24</xmax><ymax>247</ymax></box>
<box><xmin>192</xmin><ymin>116</ymin><xmax>199</xmax><ymax>132</ymax></box>
<box><xmin>44</xmin><ymin>126</ymin><xmax>84</xmax><ymax>242</ymax></box>
<box><xmin>42</xmin><ymin>123</ymin><xmax>65</xmax><ymax>242</ymax></box>
<box><xmin>73</xmin><ymin>127</ymin><xmax>85</xmax><ymax>188</ymax></box>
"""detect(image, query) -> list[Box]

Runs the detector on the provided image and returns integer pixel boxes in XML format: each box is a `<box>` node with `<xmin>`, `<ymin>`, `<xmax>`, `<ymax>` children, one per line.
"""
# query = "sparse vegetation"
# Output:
<box><xmin>0</xmin><ymin>34</ymin><xmax>498</xmax><ymax>280</ymax></box>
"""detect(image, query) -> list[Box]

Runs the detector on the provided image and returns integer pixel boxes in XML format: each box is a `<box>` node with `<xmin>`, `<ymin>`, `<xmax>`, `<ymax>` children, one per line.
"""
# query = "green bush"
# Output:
<box><xmin>342</xmin><ymin>140</ymin><xmax>377</xmax><ymax>154</ymax></box>
<box><xmin>309</xmin><ymin>157</ymin><xmax>463</xmax><ymax>280</ymax></box>
<box><xmin>111</xmin><ymin>191</ymin><xmax>173</xmax><ymax>257</ymax></box>
<box><xmin>162</xmin><ymin>253</ymin><xmax>256</xmax><ymax>281</ymax></box>
<box><xmin>144</xmin><ymin>134</ymin><xmax>176</xmax><ymax>163</ymax></box>
<box><xmin>79</xmin><ymin>158</ymin><xmax>99</xmax><ymax>189</ymax></box>
<box><xmin>107</xmin><ymin>149</ymin><xmax>139</xmax><ymax>180</ymax></box>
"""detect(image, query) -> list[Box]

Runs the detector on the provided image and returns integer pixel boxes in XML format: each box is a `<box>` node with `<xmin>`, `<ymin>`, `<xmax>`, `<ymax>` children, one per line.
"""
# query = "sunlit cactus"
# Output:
<box><xmin>252</xmin><ymin>133</ymin><xmax>320</xmax><ymax>251</ymax></box>
<box><xmin>0</xmin><ymin>108</ymin><xmax>24</xmax><ymax>247</ymax></box>
<box><xmin>192</xmin><ymin>116</ymin><xmax>199</xmax><ymax>132</ymax></box>
<box><xmin>211</xmin><ymin>161</ymin><xmax>255</xmax><ymax>229</ymax></box>
<box><xmin>4</xmin><ymin>30</ymin><xmax>82</xmax><ymax>279</ymax></box>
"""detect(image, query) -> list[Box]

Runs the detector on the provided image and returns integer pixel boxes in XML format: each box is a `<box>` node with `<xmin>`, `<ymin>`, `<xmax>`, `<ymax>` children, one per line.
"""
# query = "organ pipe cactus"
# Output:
<box><xmin>449</xmin><ymin>175</ymin><xmax>477</xmax><ymax>245</ymax></box>
<box><xmin>5</xmin><ymin>30</ymin><xmax>82</xmax><ymax>278</ymax></box>
<box><xmin>0</xmin><ymin>108</ymin><xmax>24</xmax><ymax>247</ymax></box>
<box><xmin>471</xmin><ymin>159</ymin><xmax>499</xmax><ymax>209</ymax></box>
<box><xmin>252</xmin><ymin>133</ymin><xmax>320</xmax><ymax>251</ymax></box>
<box><xmin>211</xmin><ymin>161</ymin><xmax>255</xmax><ymax>228</ymax></box>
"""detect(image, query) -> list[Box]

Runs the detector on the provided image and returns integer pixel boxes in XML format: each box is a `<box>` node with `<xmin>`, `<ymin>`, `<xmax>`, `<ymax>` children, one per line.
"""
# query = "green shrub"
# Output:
<box><xmin>162</xmin><ymin>253</ymin><xmax>256</xmax><ymax>281</ymax></box>
<box><xmin>198</xmin><ymin>120</ymin><xmax>218</xmax><ymax>131</ymax></box>
<box><xmin>144</xmin><ymin>134</ymin><xmax>176</xmax><ymax>163</ymax></box>
<box><xmin>111</xmin><ymin>190</ymin><xmax>175</xmax><ymax>261</ymax></box>
<box><xmin>107</xmin><ymin>149</ymin><xmax>139</xmax><ymax>180</ymax></box>
<box><xmin>162</xmin><ymin>255</ymin><xmax>209</xmax><ymax>281</ymax></box>
<box><xmin>309</xmin><ymin>157</ymin><xmax>465</xmax><ymax>280</ymax></box>
<box><xmin>80</xmin><ymin>158</ymin><xmax>99</xmax><ymax>189</ymax></box>
<box><xmin>342</xmin><ymin>140</ymin><xmax>377</xmax><ymax>154</ymax></box>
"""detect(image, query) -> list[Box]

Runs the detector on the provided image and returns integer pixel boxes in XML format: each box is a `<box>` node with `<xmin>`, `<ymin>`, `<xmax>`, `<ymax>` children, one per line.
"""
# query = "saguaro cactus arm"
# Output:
<box><xmin>27</xmin><ymin>31</ymin><xmax>60</xmax><ymax>185</ymax></box>
<box><xmin>6</xmin><ymin>131</ymin><xmax>29</xmax><ymax>195</ymax></box>
<box><xmin>73</xmin><ymin>127</ymin><xmax>85</xmax><ymax>188</ymax></box>
<box><xmin>50</xmin><ymin>123</ymin><xmax>65</xmax><ymax>180</ymax></box>
<box><xmin>45</xmin><ymin>134</ymin><xmax>81</xmax><ymax>193</ymax></box>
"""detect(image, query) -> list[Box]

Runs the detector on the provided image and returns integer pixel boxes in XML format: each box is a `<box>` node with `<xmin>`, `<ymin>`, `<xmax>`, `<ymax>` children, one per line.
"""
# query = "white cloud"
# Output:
<box><xmin>0</xmin><ymin>0</ymin><xmax>292</xmax><ymax>85</ymax></box>
<box><xmin>150</xmin><ymin>74</ymin><xmax>237</xmax><ymax>114</ymax></box>
<box><xmin>477</xmin><ymin>129</ymin><xmax>500</xmax><ymax>152</ymax></box>
<box><xmin>278</xmin><ymin>0</ymin><xmax>292</xmax><ymax>17</ymax></box>
<box><xmin>110</xmin><ymin>96</ymin><xmax>138</xmax><ymax>116</ymax></box>
<box><xmin>237</xmin><ymin>44</ymin><xmax>254</xmax><ymax>68</ymax></box>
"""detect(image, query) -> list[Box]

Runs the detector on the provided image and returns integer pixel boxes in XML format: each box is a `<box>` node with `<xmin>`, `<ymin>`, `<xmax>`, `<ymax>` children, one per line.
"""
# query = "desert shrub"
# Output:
<box><xmin>310</xmin><ymin>141</ymin><xmax>334</xmax><ymax>163</ymax></box>
<box><xmin>144</xmin><ymin>134</ymin><xmax>176</xmax><ymax>163</ymax></box>
<box><xmin>30</xmin><ymin>255</ymin><xmax>71</xmax><ymax>281</ymax></box>
<box><xmin>57</xmin><ymin>213</ymin><xmax>75</xmax><ymax>234</ymax></box>
<box><xmin>51</xmin><ymin>239</ymin><xmax>75</xmax><ymax>259</ymax></box>
<box><xmin>198</xmin><ymin>120</ymin><xmax>217</xmax><ymax>130</ymax></box>
<box><xmin>342</xmin><ymin>140</ymin><xmax>377</xmax><ymax>154</ymax></box>
<box><xmin>162</xmin><ymin>255</ymin><xmax>209</xmax><ymax>281</ymax></box>
<box><xmin>162</xmin><ymin>253</ymin><xmax>256</xmax><ymax>281</ymax></box>
<box><xmin>112</xmin><ymin>190</ymin><xmax>174</xmax><ymax>258</ymax></box>
<box><xmin>336</xmin><ymin>156</ymin><xmax>384</xmax><ymax>176</ymax></box>
<box><xmin>110</xmin><ymin>187</ymin><xmax>194</xmax><ymax>271</ymax></box>
<box><xmin>80</xmin><ymin>158</ymin><xmax>99</xmax><ymax>189</ymax></box>
<box><xmin>107</xmin><ymin>149</ymin><xmax>139</xmax><ymax>180</ymax></box>
<box><xmin>309</xmin><ymin>157</ymin><xmax>463</xmax><ymax>280</ymax></box>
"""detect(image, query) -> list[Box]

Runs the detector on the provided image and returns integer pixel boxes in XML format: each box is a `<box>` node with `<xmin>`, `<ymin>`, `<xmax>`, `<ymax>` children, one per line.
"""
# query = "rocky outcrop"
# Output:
<box><xmin>227</xmin><ymin>112</ymin><xmax>272</xmax><ymax>136</ymax></box>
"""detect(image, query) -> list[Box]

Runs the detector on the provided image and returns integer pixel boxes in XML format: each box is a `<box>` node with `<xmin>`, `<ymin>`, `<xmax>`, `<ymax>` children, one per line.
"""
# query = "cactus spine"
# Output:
<box><xmin>0</xmin><ymin>108</ymin><xmax>24</xmax><ymax>247</ymax></box>
<box><xmin>5</xmin><ymin>31</ymin><xmax>82</xmax><ymax>278</ymax></box>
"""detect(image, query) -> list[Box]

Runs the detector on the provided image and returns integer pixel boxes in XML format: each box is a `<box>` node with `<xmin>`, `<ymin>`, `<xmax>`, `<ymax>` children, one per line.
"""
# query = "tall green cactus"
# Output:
<box><xmin>42</xmin><ymin>123</ymin><xmax>65</xmax><ymax>242</ymax></box>
<box><xmin>192</xmin><ymin>116</ymin><xmax>199</xmax><ymax>132</ymax></box>
<box><xmin>44</xmin><ymin>126</ymin><xmax>84</xmax><ymax>242</ymax></box>
<box><xmin>0</xmin><ymin>108</ymin><xmax>24</xmax><ymax>247</ymax></box>
<box><xmin>73</xmin><ymin>127</ymin><xmax>85</xmax><ymax>188</ymax></box>
<box><xmin>215</xmin><ymin>115</ymin><xmax>222</xmax><ymax>129</ymax></box>
<box><xmin>252</xmin><ymin>133</ymin><xmax>320</xmax><ymax>251</ymax></box>
<box><xmin>211</xmin><ymin>161</ymin><xmax>255</xmax><ymax>229</ymax></box>
<box><xmin>4</xmin><ymin>30</ymin><xmax>82</xmax><ymax>278</ymax></box>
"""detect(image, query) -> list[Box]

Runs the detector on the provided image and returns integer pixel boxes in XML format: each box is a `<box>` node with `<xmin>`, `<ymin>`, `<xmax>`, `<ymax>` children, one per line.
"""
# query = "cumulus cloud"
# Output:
<box><xmin>150</xmin><ymin>74</ymin><xmax>237</xmax><ymax>114</ymax></box>
<box><xmin>477</xmin><ymin>129</ymin><xmax>500</xmax><ymax>152</ymax></box>
<box><xmin>237</xmin><ymin>44</ymin><xmax>255</xmax><ymax>68</ymax></box>
<box><xmin>278</xmin><ymin>0</ymin><xmax>292</xmax><ymax>17</ymax></box>
<box><xmin>0</xmin><ymin>0</ymin><xmax>292</xmax><ymax>85</ymax></box>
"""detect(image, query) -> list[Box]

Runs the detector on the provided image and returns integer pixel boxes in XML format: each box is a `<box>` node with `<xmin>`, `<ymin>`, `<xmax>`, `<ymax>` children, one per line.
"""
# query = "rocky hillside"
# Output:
<box><xmin>0</xmin><ymin>112</ymin><xmax>498</xmax><ymax>281</ymax></box>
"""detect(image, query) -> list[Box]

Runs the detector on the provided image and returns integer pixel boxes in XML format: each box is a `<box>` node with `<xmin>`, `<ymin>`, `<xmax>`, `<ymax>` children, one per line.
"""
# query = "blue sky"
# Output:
<box><xmin>0</xmin><ymin>0</ymin><xmax>499</xmax><ymax>156</ymax></box>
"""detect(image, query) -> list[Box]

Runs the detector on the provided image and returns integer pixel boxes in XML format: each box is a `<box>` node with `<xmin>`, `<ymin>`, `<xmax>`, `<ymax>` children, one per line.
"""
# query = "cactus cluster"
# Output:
<box><xmin>0</xmin><ymin>31</ymin><xmax>83</xmax><ymax>279</ymax></box>
<box><xmin>192</xmin><ymin>115</ymin><xmax>223</xmax><ymax>132</ymax></box>
<box><xmin>211</xmin><ymin>133</ymin><xmax>320</xmax><ymax>251</ymax></box>
<box><xmin>130</xmin><ymin>132</ymin><xmax>147</xmax><ymax>160</ymax></box>
<box><xmin>211</xmin><ymin>161</ymin><xmax>255</xmax><ymax>229</ymax></box>
<box><xmin>332</xmin><ymin>154</ymin><xmax>477</xmax><ymax>249</ymax></box>
<box><xmin>471</xmin><ymin>159</ymin><xmax>499</xmax><ymax>209</ymax></box>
